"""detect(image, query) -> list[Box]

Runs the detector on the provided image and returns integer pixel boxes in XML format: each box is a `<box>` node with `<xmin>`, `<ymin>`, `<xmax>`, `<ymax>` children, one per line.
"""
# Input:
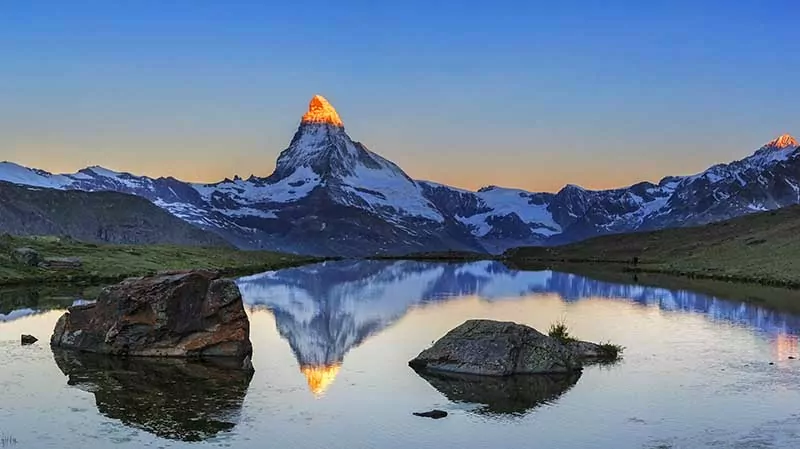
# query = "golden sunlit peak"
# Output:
<box><xmin>301</xmin><ymin>94</ymin><xmax>344</xmax><ymax>127</ymax></box>
<box><xmin>300</xmin><ymin>364</ymin><xmax>342</xmax><ymax>398</ymax></box>
<box><xmin>765</xmin><ymin>133</ymin><xmax>798</xmax><ymax>149</ymax></box>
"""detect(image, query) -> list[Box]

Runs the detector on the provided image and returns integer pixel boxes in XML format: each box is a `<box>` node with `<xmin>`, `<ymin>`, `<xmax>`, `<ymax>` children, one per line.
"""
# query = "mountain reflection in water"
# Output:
<box><xmin>236</xmin><ymin>260</ymin><xmax>800</xmax><ymax>397</ymax></box>
<box><xmin>52</xmin><ymin>350</ymin><xmax>253</xmax><ymax>442</ymax></box>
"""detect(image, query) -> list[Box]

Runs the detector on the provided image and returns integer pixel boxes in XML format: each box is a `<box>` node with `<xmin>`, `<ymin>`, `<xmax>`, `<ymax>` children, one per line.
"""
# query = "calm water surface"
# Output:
<box><xmin>2</xmin><ymin>260</ymin><xmax>800</xmax><ymax>448</ymax></box>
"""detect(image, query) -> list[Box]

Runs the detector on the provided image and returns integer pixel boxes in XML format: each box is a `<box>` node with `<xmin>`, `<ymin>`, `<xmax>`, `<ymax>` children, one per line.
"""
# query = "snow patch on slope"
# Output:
<box><xmin>0</xmin><ymin>162</ymin><xmax>71</xmax><ymax>188</ymax></box>
<box><xmin>193</xmin><ymin>166</ymin><xmax>322</xmax><ymax>203</ymax></box>
<box><xmin>339</xmin><ymin>163</ymin><xmax>444</xmax><ymax>222</ymax></box>
<box><xmin>457</xmin><ymin>187</ymin><xmax>561</xmax><ymax>237</ymax></box>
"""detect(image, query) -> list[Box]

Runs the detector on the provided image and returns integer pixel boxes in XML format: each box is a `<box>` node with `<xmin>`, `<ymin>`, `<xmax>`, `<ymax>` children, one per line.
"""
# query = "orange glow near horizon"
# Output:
<box><xmin>300</xmin><ymin>364</ymin><xmax>342</xmax><ymax>398</ymax></box>
<box><xmin>6</xmin><ymin>93</ymin><xmax>795</xmax><ymax>194</ymax></box>
<box><xmin>774</xmin><ymin>333</ymin><xmax>798</xmax><ymax>360</ymax></box>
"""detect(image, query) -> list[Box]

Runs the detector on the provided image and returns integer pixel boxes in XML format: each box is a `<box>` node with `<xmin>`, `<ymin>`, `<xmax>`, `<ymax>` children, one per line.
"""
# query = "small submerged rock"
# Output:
<box><xmin>21</xmin><ymin>334</ymin><xmax>38</xmax><ymax>345</ymax></box>
<box><xmin>413</xmin><ymin>410</ymin><xmax>448</xmax><ymax>419</ymax></box>
<box><xmin>50</xmin><ymin>270</ymin><xmax>253</xmax><ymax>364</ymax></box>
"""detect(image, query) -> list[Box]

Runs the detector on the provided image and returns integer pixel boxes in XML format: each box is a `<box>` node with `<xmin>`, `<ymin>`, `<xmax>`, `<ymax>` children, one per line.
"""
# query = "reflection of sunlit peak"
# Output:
<box><xmin>301</xmin><ymin>94</ymin><xmax>344</xmax><ymax>127</ymax></box>
<box><xmin>300</xmin><ymin>364</ymin><xmax>342</xmax><ymax>398</ymax></box>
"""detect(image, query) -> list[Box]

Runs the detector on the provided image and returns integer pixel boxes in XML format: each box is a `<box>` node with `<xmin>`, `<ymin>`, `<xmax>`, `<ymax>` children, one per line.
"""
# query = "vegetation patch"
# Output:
<box><xmin>597</xmin><ymin>341</ymin><xmax>625</xmax><ymax>361</ymax></box>
<box><xmin>548</xmin><ymin>320</ymin><xmax>624</xmax><ymax>363</ymax></box>
<box><xmin>547</xmin><ymin>319</ymin><xmax>578</xmax><ymax>344</ymax></box>
<box><xmin>506</xmin><ymin>205</ymin><xmax>800</xmax><ymax>289</ymax></box>
<box><xmin>0</xmin><ymin>234</ymin><xmax>324</xmax><ymax>287</ymax></box>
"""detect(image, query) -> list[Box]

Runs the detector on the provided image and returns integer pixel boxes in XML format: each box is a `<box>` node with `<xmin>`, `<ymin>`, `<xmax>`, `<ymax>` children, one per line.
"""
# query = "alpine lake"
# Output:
<box><xmin>3</xmin><ymin>260</ymin><xmax>800</xmax><ymax>448</ymax></box>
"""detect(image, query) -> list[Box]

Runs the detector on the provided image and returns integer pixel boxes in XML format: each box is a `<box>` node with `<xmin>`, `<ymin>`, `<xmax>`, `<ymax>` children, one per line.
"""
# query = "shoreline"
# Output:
<box><xmin>505</xmin><ymin>257</ymin><xmax>800</xmax><ymax>290</ymax></box>
<box><xmin>0</xmin><ymin>258</ymin><xmax>325</xmax><ymax>288</ymax></box>
<box><xmin>0</xmin><ymin>235</ymin><xmax>326</xmax><ymax>288</ymax></box>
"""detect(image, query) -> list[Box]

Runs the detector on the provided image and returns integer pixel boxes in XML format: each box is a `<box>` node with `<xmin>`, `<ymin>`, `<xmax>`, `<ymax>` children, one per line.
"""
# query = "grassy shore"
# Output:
<box><xmin>0</xmin><ymin>235</ymin><xmax>323</xmax><ymax>287</ymax></box>
<box><xmin>505</xmin><ymin>205</ymin><xmax>800</xmax><ymax>288</ymax></box>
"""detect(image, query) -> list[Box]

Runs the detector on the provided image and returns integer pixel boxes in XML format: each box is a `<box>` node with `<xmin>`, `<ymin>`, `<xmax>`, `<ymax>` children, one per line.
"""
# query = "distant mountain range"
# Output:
<box><xmin>1</xmin><ymin>94</ymin><xmax>798</xmax><ymax>255</ymax></box>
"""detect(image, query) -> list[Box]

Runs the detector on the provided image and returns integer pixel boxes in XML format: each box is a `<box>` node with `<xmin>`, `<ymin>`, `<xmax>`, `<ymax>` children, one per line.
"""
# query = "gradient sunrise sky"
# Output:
<box><xmin>1</xmin><ymin>0</ymin><xmax>798</xmax><ymax>192</ymax></box>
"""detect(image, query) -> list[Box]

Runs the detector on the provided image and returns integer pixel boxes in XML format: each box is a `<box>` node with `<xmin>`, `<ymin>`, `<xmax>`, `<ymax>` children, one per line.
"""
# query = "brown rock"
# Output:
<box><xmin>21</xmin><ymin>334</ymin><xmax>38</xmax><ymax>345</ymax></box>
<box><xmin>50</xmin><ymin>270</ymin><xmax>252</xmax><ymax>364</ymax></box>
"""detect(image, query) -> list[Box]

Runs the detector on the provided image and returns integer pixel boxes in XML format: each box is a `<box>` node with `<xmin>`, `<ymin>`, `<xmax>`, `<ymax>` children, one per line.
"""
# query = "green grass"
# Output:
<box><xmin>0</xmin><ymin>234</ymin><xmax>323</xmax><ymax>287</ymax></box>
<box><xmin>597</xmin><ymin>342</ymin><xmax>625</xmax><ymax>360</ymax></box>
<box><xmin>547</xmin><ymin>319</ymin><xmax>578</xmax><ymax>344</ymax></box>
<box><xmin>505</xmin><ymin>205</ymin><xmax>800</xmax><ymax>288</ymax></box>
<box><xmin>547</xmin><ymin>319</ymin><xmax>624</xmax><ymax>362</ymax></box>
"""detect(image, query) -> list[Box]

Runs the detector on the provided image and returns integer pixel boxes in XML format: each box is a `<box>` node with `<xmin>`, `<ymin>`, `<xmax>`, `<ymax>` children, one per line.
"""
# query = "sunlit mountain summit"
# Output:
<box><xmin>301</xmin><ymin>94</ymin><xmax>344</xmax><ymax>127</ymax></box>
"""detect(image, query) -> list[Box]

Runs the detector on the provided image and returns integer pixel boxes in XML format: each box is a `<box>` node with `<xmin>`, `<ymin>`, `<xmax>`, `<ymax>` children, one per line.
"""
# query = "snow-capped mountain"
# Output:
<box><xmin>422</xmin><ymin>133</ymin><xmax>800</xmax><ymax>250</ymax></box>
<box><xmin>0</xmin><ymin>96</ymin><xmax>481</xmax><ymax>255</ymax></box>
<box><xmin>0</xmin><ymin>94</ymin><xmax>798</xmax><ymax>255</ymax></box>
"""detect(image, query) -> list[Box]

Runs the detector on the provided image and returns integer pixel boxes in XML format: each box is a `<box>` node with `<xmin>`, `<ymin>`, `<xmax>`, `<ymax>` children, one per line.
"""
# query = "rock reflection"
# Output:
<box><xmin>52</xmin><ymin>350</ymin><xmax>253</xmax><ymax>441</ymax></box>
<box><xmin>414</xmin><ymin>369</ymin><xmax>581</xmax><ymax>416</ymax></box>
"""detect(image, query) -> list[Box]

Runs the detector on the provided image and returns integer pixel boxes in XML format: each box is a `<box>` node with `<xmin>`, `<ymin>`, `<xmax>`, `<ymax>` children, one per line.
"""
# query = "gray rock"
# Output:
<box><xmin>12</xmin><ymin>247</ymin><xmax>40</xmax><ymax>266</ymax></box>
<box><xmin>408</xmin><ymin>320</ymin><xmax>582</xmax><ymax>376</ymax></box>
<box><xmin>21</xmin><ymin>334</ymin><xmax>38</xmax><ymax>345</ymax></box>
<box><xmin>40</xmin><ymin>257</ymin><xmax>82</xmax><ymax>269</ymax></box>
<box><xmin>566</xmin><ymin>340</ymin><xmax>603</xmax><ymax>360</ymax></box>
<box><xmin>413</xmin><ymin>410</ymin><xmax>448</xmax><ymax>419</ymax></box>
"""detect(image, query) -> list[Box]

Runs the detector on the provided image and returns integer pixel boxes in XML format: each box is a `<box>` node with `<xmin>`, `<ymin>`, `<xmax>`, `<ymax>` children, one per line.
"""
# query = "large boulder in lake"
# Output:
<box><xmin>50</xmin><ymin>270</ymin><xmax>253</xmax><ymax>363</ymax></box>
<box><xmin>409</xmin><ymin>320</ymin><xmax>582</xmax><ymax>375</ymax></box>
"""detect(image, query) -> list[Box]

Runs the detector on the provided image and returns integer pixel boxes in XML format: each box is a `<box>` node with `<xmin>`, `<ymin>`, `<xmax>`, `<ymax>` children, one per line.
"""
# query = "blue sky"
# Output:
<box><xmin>0</xmin><ymin>0</ymin><xmax>798</xmax><ymax>191</ymax></box>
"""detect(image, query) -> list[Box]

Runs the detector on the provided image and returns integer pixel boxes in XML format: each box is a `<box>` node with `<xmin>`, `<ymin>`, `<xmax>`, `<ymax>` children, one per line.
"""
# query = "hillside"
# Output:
<box><xmin>0</xmin><ymin>181</ymin><xmax>229</xmax><ymax>247</ymax></box>
<box><xmin>0</xmin><ymin>234</ymin><xmax>321</xmax><ymax>286</ymax></box>
<box><xmin>505</xmin><ymin>205</ymin><xmax>800</xmax><ymax>287</ymax></box>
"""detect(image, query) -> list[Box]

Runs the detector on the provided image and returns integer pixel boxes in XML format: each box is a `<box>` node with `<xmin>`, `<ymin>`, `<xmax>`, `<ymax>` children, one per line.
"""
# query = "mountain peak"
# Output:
<box><xmin>301</xmin><ymin>94</ymin><xmax>343</xmax><ymax>127</ymax></box>
<box><xmin>763</xmin><ymin>133</ymin><xmax>798</xmax><ymax>150</ymax></box>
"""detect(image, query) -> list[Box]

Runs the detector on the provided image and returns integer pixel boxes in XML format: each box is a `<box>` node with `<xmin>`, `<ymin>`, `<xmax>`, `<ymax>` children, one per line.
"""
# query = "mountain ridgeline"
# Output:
<box><xmin>1</xmin><ymin>95</ymin><xmax>798</xmax><ymax>256</ymax></box>
<box><xmin>0</xmin><ymin>181</ymin><xmax>229</xmax><ymax>247</ymax></box>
